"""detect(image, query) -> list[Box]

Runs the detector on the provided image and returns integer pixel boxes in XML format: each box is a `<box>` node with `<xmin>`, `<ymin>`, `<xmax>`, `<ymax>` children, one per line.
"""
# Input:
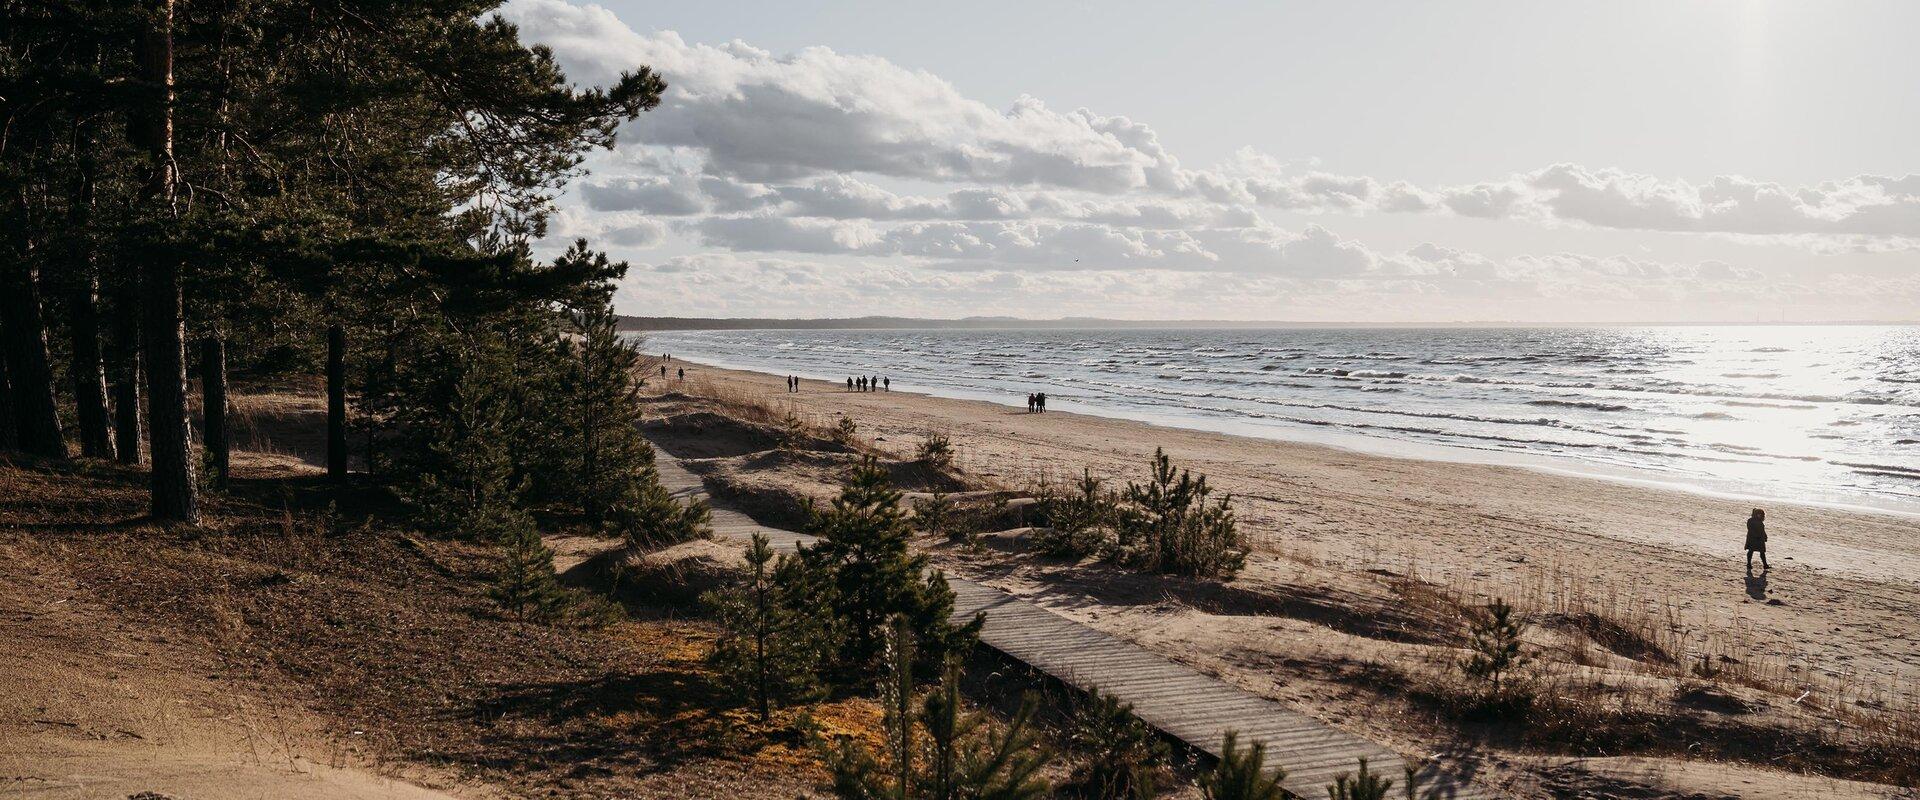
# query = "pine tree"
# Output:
<box><xmin>1115</xmin><ymin>448</ymin><xmax>1245</xmax><ymax>578</ymax></box>
<box><xmin>800</xmin><ymin>458</ymin><xmax>981</xmax><ymax>673</ymax></box>
<box><xmin>820</xmin><ymin>625</ymin><xmax>1052</xmax><ymax>800</ymax></box>
<box><xmin>489</xmin><ymin>511</ymin><xmax>568</xmax><ymax>621</ymax></box>
<box><xmin>1200</xmin><ymin>731</ymin><xmax>1286</xmax><ymax>800</ymax></box>
<box><xmin>705</xmin><ymin>533</ymin><xmax>833</xmax><ymax>722</ymax></box>
<box><xmin>1326</xmin><ymin>758</ymin><xmax>1393</xmax><ymax>800</ymax></box>
<box><xmin>1461</xmin><ymin>598</ymin><xmax>1530</xmax><ymax>706</ymax></box>
<box><xmin>1066</xmin><ymin>685</ymin><xmax>1168</xmax><ymax>799</ymax></box>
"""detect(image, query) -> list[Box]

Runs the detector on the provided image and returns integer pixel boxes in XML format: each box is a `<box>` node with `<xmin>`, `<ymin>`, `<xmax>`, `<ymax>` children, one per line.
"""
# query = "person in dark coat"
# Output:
<box><xmin>1745</xmin><ymin>508</ymin><xmax>1768</xmax><ymax>573</ymax></box>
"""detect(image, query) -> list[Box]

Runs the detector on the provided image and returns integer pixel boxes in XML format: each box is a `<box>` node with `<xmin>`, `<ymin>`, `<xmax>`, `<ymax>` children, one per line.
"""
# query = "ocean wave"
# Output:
<box><xmin>1527</xmin><ymin>399</ymin><xmax>1633</xmax><ymax>412</ymax></box>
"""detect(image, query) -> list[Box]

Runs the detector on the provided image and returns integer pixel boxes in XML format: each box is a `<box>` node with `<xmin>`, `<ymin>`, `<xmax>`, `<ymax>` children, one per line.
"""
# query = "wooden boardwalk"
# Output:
<box><xmin>649</xmin><ymin>449</ymin><xmax>1492</xmax><ymax>799</ymax></box>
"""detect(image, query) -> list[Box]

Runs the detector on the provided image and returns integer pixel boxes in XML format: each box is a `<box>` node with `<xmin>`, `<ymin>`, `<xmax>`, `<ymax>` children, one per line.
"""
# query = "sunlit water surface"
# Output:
<box><xmin>644</xmin><ymin>326</ymin><xmax>1920</xmax><ymax>515</ymax></box>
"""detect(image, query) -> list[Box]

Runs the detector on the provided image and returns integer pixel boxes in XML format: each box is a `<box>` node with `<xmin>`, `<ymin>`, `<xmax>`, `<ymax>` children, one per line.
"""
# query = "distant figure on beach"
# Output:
<box><xmin>1746</xmin><ymin>509</ymin><xmax>1769</xmax><ymax>572</ymax></box>
<box><xmin>883</xmin><ymin>376</ymin><xmax>890</xmax><ymax>392</ymax></box>
<box><xmin>676</xmin><ymin>367</ymin><xmax>684</xmax><ymax>381</ymax></box>
<box><xmin>846</xmin><ymin>377</ymin><xmax>853</xmax><ymax>391</ymax></box>
<box><xmin>660</xmin><ymin>365</ymin><xmax>666</xmax><ymax>379</ymax></box>
<box><xmin>857</xmin><ymin>376</ymin><xmax>867</xmax><ymax>392</ymax></box>
<box><xmin>1037</xmin><ymin>392</ymin><xmax>1048</xmax><ymax>413</ymax></box>
<box><xmin>1025</xmin><ymin>393</ymin><xmax>1035</xmax><ymax>413</ymax></box>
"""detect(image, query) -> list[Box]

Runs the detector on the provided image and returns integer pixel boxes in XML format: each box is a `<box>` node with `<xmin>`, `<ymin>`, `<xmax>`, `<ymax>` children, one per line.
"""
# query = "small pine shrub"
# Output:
<box><xmin>914</xmin><ymin>491</ymin><xmax>967</xmax><ymax>544</ymax></box>
<box><xmin>1461</xmin><ymin>597</ymin><xmax>1532</xmax><ymax>712</ymax></box>
<box><xmin>1066</xmin><ymin>685</ymin><xmax>1168</xmax><ymax>799</ymax></box>
<box><xmin>1114</xmin><ymin>448</ymin><xmax>1246</xmax><ymax>578</ymax></box>
<box><xmin>488</xmin><ymin>510</ymin><xmax>570</xmax><ymax>621</ymax></box>
<box><xmin>834</xmin><ymin>414</ymin><xmax>860</xmax><ymax>444</ymax></box>
<box><xmin>778</xmin><ymin>411</ymin><xmax>808</xmax><ymax>450</ymax></box>
<box><xmin>703</xmin><ymin>533</ymin><xmax>835</xmax><ymax>721</ymax></box>
<box><xmin>1033</xmin><ymin>468</ymin><xmax>1116</xmax><ymax>559</ymax></box>
<box><xmin>818</xmin><ymin>623</ymin><xmax>1052</xmax><ymax>800</ymax></box>
<box><xmin>800</xmin><ymin>457</ymin><xmax>981</xmax><ymax>673</ymax></box>
<box><xmin>1200</xmin><ymin>731</ymin><xmax>1285</xmax><ymax>800</ymax></box>
<box><xmin>1325</xmin><ymin>757</ymin><xmax>1393</xmax><ymax>800</ymax></box>
<box><xmin>917</xmin><ymin>431</ymin><xmax>954</xmax><ymax>470</ymax></box>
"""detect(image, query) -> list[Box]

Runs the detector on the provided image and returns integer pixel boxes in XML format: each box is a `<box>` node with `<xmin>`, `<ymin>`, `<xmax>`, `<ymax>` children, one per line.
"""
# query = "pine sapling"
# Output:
<box><xmin>1200</xmin><ymin>731</ymin><xmax>1286</xmax><ymax>800</ymax></box>
<box><xmin>1326</xmin><ymin>757</ymin><xmax>1393</xmax><ymax>800</ymax></box>
<box><xmin>1461</xmin><ymin>597</ymin><xmax>1531</xmax><ymax>708</ymax></box>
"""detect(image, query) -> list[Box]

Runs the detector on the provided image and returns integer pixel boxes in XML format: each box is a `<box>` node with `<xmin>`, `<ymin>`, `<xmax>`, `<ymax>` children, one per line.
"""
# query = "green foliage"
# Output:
<box><xmin>800</xmin><ymin>458</ymin><xmax>982</xmax><ymax>673</ymax></box>
<box><xmin>917</xmin><ymin>432</ymin><xmax>955</xmax><ymax>470</ymax></box>
<box><xmin>820</xmin><ymin>622</ymin><xmax>1052</xmax><ymax>800</ymax></box>
<box><xmin>703</xmin><ymin>533</ymin><xmax>835</xmax><ymax>722</ymax></box>
<box><xmin>779</xmin><ymin>410</ymin><xmax>809</xmax><ymax>450</ymax></box>
<box><xmin>1065</xmin><ymin>685</ymin><xmax>1168</xmax><ymax>799</ymax></box>
<box><xmin>611</xmin><ymin>471</ymin><xmax>713</xmax><ymax>549</ymax></box>
<box><xmin>1460</xmin><ymin>598</ymin><xmax>1531</xmax><ymax>707</ymax></box>
<box><xmin>1114</xmin><ymin>448</ymin><xmax>1245</xmax><ymax>578</ymax></box>
<box><xmin>1326</xmin><ymin>758</ymin><xmax>1393</xmax><ymax>800</ymax></box>
<box><xmin>914</xmin><ymin>491</ymin><xmax>963</xmax><ymax>543</ymax></box>
<box><xmin>835</xmin><ymin>414</ymin><xmax>861</xmax><ymax>444</ymax></box>
<box><xmin>1201</xmin><ymin>731</ymin><xmax>1286</xmax><ymax>800</ymax></box>
<box><xmin>1033</xmin><ymin>468</ymin><xmax>1116</xmax><ymax>559</ymax></box>
<box><xmin>488</xmin><ymin>510</ymin><xmax>569</xmax><ymax>622</ymax></box>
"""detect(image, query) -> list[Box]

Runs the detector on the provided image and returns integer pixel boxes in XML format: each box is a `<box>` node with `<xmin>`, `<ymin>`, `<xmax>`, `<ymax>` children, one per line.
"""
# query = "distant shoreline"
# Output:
<box><xmin>619</xmin><ymin>315</ymin><xmax>1920</xmax><ymax>332</ymax></box>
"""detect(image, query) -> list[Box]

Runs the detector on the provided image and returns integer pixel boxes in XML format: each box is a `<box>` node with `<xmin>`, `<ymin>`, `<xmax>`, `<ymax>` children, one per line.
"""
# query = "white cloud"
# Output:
<box><xmin>499</xmin><ymin>0</ymin><xmax>1920</xmax><ymax>321</ymax></box>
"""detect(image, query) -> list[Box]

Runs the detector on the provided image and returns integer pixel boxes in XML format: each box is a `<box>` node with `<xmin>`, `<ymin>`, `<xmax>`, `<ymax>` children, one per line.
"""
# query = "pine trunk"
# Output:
<box><xmin>68</xmin><ymin>134</ymin><xmax>115</xmax><ymax>459</ymax></box>
<box><xmin>327</xmin><ymin>322</ymin><xmax>347</xmax><ymax>481</ymax></box>
<box><xmin>70</xmin><ymin>273</ymin><xmax>116</xmax><ymax>459</ymax></box>
<box><xmin>1</xmin><ymin>209</ymin><xmax>67</xmax><ymax>458</ymax></box>
<box><xmin>200</xmin><ymin>335</ymin><xmax>228</xmax><ymax>488</ymax></box>
<box><xmin>135</xmin><ymin>0</ymin><xmax>197</xmax><ymax>522</ymax></box>
<box><xmin>0</xmin><ymin>351</ymin><xmax>17</xmax><ymax>449</ymax></box>
<box><xmin>112</xmin><ymin>292</ymin><xmax>144</xmax><ymax>464</ymax></box>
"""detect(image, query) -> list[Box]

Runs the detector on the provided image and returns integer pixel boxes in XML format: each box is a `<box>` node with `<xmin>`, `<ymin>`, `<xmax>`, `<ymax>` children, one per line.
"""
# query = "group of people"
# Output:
<box><xmin>659</xmin><ymin>365</ymin><xmax>683</xmax><ymax>381</ymax></box>
<box><xmin>784</xmin><ymin>376</ymin><xmax>801</xmax><ymax>392</ymax></box>
<box><xmin>1025</xmin><ymin>392</ymin><xmax>1048</xmax><ymax>413</ymax></box>
<box><xmin>846</xmin><ymin>375</ymin><xmax>889</xmax><ymax>392</ymax></box>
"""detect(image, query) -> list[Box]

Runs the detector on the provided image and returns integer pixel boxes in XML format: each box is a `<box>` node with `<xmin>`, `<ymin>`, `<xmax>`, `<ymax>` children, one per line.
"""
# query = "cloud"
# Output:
<box><xmin>500</xmin><ymin>0</ymin><xmax>1919</xmax><ymax>322</ymax></box>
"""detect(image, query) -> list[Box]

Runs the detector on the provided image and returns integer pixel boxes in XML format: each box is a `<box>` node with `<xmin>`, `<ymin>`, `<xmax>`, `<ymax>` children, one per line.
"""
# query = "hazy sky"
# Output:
<box><xmin>501</xmin><ymin>0</ymin><xmax>1920</xmax><ymax>322</ymax></box>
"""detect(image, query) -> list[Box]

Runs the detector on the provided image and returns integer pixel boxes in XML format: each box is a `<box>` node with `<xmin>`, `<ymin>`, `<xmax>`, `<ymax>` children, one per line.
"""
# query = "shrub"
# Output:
<box><xmin>1325</xmin><ymin>757</ymin><xmax>1393</xmax><ymax>800</ymax></box>
<box><xmin>834</xmin><ymin>414</ymin><xmax>860</xmax><ymax>444</ymax></box>
<box><xmin>917</xmin><ymin>431</ymin><xmax>954</xmax><ymax>470</ymax></box>
<box><xmin>1200</xmin><ymin>731</ymin><xmax>1285</xmax><ymax>800</ymax></box>
<box><xmin>800</xmin><ymin>458</ymin><xmax>982</xmax><ymax>673</ymax></box>
<box><xmin>1033</xmin><ymin>468</ymin><xmax>1116</xmax><ymax>559</ymax></box>
<box><xmin>913</xmin><ymin>491</ymin><xmax>965</xmax><ymax>544</ymax></box>
<box><xmin>1114</xmin><ymin>449</ymin><xmax>1245</xmax><ymax>578</ymax></box>
<box><xmin>1460</xmin><ymin>598</ymin><xmax>1532</xmax><ymax>711</ymax></box>
<box><xmin>778</xmin><ymin>411</ymin><xmax>809</xmax><ymax>450</ymax></box>
<box><xmin>610</xmin><ymin>473</ymin><xmax>712</xmax><ymax>549</ymax></box>
<box><xmin>819</xmin><ymin>619</ymin><xmax>1052</xmax><ymax>800</ymax></box>
<box><xmin>488</xmin><ymin>509</ymin><xmax>570</xmax><ymax>622</ymax></box>
<box><xmin>704</xmin><ymin>533</ymin><xmax>836</xmax><ymax>721</ymax></box>
<box><xmin>1065</xmin><ymin>685</ymin><xmax>1168</xmax><ymax>799</ymax></box>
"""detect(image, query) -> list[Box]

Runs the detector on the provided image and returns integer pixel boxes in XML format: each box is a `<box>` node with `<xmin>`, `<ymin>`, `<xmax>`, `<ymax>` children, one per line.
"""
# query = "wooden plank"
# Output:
<box><xmin>644</xmin><ymin>442</ymin><xmax>1494</xmax><ymax>799</ymax></box>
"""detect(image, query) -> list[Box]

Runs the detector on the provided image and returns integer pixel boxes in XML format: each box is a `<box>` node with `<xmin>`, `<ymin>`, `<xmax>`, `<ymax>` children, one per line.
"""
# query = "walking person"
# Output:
<box><xmin>846</xmin><ymin>377</ymin><xmax>853</xmax><ymax>391</ymax></box>
<box><xmin>1025</xmin><ymin>393</ymin><xmax>1035</xmax><ymax>413</ymax></box>
<box><xmin>677</xmin><ymin>367</ymin><xmax>685</xmax><ymax>381</ymax></box>
<box><xmin>1746</xmin><ymin>509</ymin><xmax>1769</xmax><ymax>573</ymax></box>
<box><xmin>883</xmin><ymin>377</ymin><xmax>890</xmax><ymax>392</ymax></box>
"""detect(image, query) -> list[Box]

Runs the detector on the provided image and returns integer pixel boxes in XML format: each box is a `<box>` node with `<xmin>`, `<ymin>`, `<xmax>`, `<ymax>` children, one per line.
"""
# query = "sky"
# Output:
<box><xmin>499</xmin><ymin>0</ymin><xmax>1920</xmax><ymax>323</ymax></box>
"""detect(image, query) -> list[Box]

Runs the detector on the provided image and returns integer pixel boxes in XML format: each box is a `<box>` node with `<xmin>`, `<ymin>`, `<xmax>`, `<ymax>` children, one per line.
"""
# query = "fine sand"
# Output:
<box><xmin>678</xmin><ymin>362</ymin><xmax>1920</xmax><ymax>674</ymax></box>
<box><xmin>659</xmin><ymin>361</ymin><xmax>1920</xmax><ymax>797</ymax></box>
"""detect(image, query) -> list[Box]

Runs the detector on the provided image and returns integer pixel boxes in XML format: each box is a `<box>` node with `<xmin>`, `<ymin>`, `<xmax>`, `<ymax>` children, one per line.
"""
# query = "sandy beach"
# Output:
<box><xmin>670</xmin><ymin>361</ymin><xmax>1919</xmax><ymax>673</ymax></box>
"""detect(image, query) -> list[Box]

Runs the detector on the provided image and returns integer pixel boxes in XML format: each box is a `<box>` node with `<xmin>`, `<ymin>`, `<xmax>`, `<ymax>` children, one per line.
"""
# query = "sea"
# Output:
<box><xmin>642</xmin><ymin>325</ymin><xmax>1920</xmax><ymax>516</ymax></box>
